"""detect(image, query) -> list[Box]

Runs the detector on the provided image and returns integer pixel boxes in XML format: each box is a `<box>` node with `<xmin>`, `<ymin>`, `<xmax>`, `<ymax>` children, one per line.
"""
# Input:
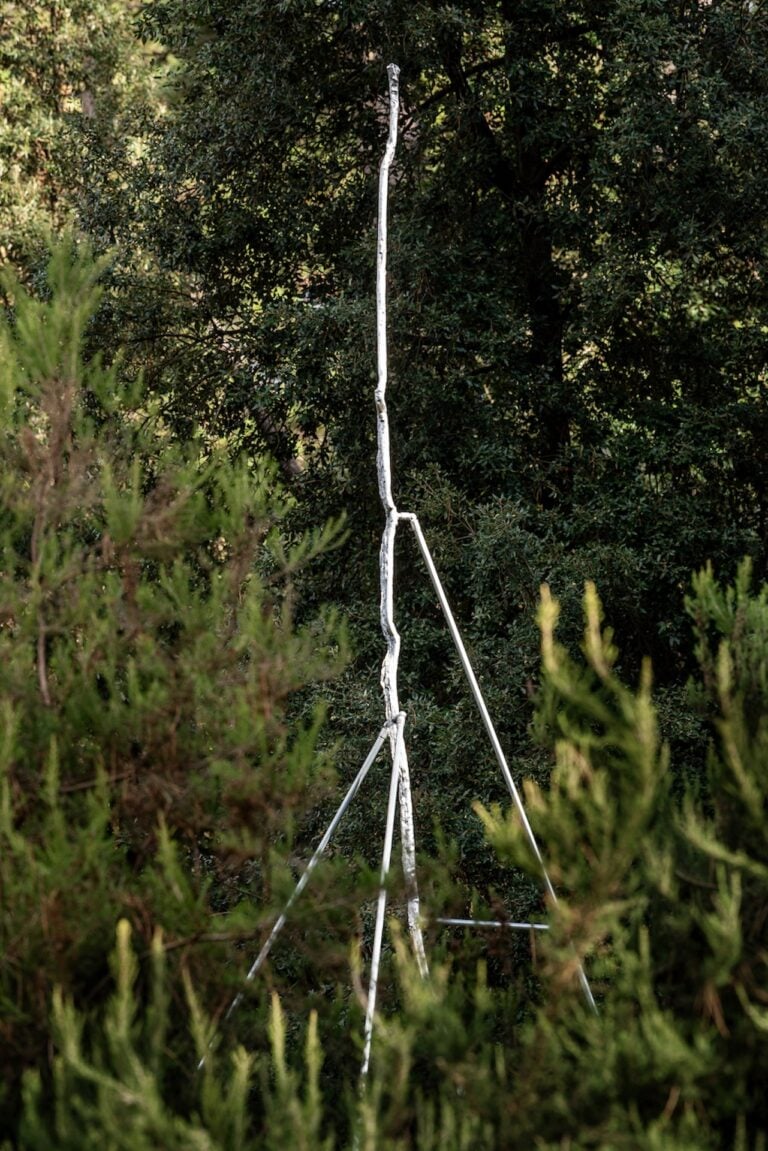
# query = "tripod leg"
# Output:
<box><xmin>395</xmin><ymin>727</ymin><xmax>429</xmax><ymax>978</ymax></box>
<box><xmin>402</xmin><ymin>512</ymin><xmax>598</xmax><ymax>1015</ymax></box>
<box><xmin>197</xmin><ymin>723</ymin><xmax>391</xmax><ymax>1070</ymax></box>
<box><xmin>360</xmin><ymin>715</ymin><xmax>403</xmax><ymax>1081</ymax></box>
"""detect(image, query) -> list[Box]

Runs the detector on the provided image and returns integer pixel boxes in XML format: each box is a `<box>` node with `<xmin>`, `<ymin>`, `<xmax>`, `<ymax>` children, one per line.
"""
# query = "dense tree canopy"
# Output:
<box><xmin>77</xmin><ymin>0</ymin><xmax>768</xmax><ymax>896</ymax></box>
<box><xmin>79</xmin><ymin>2</ymin><xmax>768</xmax><ymax>696</ymax></box>
<box><xmin>1</xmin><ymin>1</ymin><xmax>768</xmax><ymax>1146</ymax></box>
<box><xmin>0</xmin><ymin>0</ymin><xmax>162</xmax><ymax>276</ymax></box>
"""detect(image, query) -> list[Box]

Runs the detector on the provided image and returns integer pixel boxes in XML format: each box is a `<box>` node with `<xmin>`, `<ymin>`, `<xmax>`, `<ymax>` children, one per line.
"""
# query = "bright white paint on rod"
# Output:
<box><xmin>201</xmin><ymin>62</ymin><xmax>600</xmax><ymax>1089</ymax></box>
<box><xmin>238</xmin><ymin>724</ymin><xmax>391</xmax><ymax>991</ymax></box>
<box><xmin>435</xmin><ymin>917</ymin><xmax>550</xmax><ymax>931</ymax></box>
<box><xmin>360</xmin><ymin>714</ymin><xmax>404</xmax><ymax>1080</ymax></box>
<box><xmin>374</xmin><ymin>62</ymin><xmax>429</xmax><ymax>983</ymax></box>
<box><xmin>400</xmin><ymin>512</ymin><xmax>598</xmax><ymax>1015</ymax></box>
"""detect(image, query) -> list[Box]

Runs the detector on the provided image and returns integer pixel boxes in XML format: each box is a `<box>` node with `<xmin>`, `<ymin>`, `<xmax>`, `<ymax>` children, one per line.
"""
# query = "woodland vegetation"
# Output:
<box><xmin>1</xmin><ymin>2</ymin><xmax>768</xmax><ymax>1147</ymax></box>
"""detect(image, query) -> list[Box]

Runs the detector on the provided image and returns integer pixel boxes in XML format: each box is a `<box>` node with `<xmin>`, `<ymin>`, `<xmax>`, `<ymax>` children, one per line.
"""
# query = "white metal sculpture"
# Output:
<box><xmin>362</xmin><ymin>59</ymin><xmax>429</xmax><ymax>1079</ymax></box>
<box><xmin>209</xmin><ymin>63</ymin><xmax>596</xmax><ymax>1080</ymax></box>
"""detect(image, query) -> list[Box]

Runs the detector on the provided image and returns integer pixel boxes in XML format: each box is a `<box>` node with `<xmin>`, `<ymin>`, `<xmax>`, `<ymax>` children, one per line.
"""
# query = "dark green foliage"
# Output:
<box><xmin>72</xmin><ymin>1</ymin><xmax>768</xmax><ymax>926</ymax></box>
<box><xmin>481</xmin><ymin>568</ymin><xmax>768</xmax><ymax>1148</ymax></box>
<box><xmin>0</xmin><ymin>0</ymin><xmax>161</xmax><ymax>278</ymax></box>
<box><xmin>16</xmin><ymin>920</ymin><xmax>329</xmax><ymax>1150</ymax></box>
<box><xmin>0</xmin><ymin>242</ymin><xmax>348</xmax><ymax>1132</ymax></box>
<box><xmin>90</xmin><ymin>0</ymin><xmax>768</xmax><ymax>602</ymax></box>
<box><xmin>12</xmin><ymin>569</ymin><xmax>768</xmax><ymax>1148</ymax></box>
<box><xmin>3</xmin><ymin>2</ymin><xmax>768</xmax><ymax>1144</ymax></box>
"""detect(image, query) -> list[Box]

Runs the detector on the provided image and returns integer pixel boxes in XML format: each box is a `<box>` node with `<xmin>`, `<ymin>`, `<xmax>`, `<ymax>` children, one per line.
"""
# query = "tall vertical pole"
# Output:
<box><xmin>374</xmin><ymin>63</ymin><xmax>429</xmax><ymax>985</ymax></box>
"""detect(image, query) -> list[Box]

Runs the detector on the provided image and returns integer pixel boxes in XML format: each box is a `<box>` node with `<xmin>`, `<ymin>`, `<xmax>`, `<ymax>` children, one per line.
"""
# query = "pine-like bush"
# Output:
<box><xmin>13</xmin><ymin>553</ymin><xmax>768</xmax><ymax>1148</ymax></box>
<box><xmin>0</xmin><ymin>241</ymin><xmax>346</xmax><ymax>1132</ymax></box>
<box><xmin>480</xmin><ymin>566</ymin><xmax>768</xmax><ymax>1148</ymax></box>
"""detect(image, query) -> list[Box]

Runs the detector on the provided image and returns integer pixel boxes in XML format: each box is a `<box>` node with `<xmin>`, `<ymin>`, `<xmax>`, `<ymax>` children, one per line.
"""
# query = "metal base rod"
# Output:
<box><xmin>360</xmin><ymin>713</ymin><xmax>404</xmax><ymax>1080</ymax></box>
<box><xmin>435</xmin><ymin>917</ymin><xmax>549</xmax><ymax>931</ymax></box>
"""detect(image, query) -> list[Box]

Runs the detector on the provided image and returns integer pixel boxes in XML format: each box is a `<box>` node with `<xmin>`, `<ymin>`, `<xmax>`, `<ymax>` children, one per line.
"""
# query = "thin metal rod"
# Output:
<box><xmin>435</xmin><ymin>917</ymin><xmax>549</xmax><ymax>931</ymax></box>
<box><xmin>401</xmin><ymin>512</ymin><xmax>598</xmax><ymax>1014</ymax></box>
<box><xmin>360</xmin><ymin>713</ymin><xmax>403</xmax><ymax>1081</ymax></box>
<box><xmin>239</xmin><ymin>723</ymin><xmax>390</xmax><ymax>988</ymax></box>
<box><xmin>197</xmin><ymin>724</ymin><xmax>391</xmax><ymax>1069</ymax></box>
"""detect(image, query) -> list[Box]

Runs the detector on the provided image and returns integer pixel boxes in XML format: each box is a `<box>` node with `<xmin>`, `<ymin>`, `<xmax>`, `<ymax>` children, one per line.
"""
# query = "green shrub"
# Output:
<box><xmin>0</xmin><ymin>241</ymin><xmax>346</xmax><ymax>1131</ymax></box>
<box><xmin>13</xmin><ymin>548</ymin><xmax>768</xmax><ymax>1148</ymax></box>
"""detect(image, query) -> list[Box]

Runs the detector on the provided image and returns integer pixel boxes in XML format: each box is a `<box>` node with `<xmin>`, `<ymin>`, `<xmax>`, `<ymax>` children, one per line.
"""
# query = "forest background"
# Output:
<box><xmin>1</xmin><ymin>1</ymin><xmax>768</xmax><ymax>1147</ymax></box>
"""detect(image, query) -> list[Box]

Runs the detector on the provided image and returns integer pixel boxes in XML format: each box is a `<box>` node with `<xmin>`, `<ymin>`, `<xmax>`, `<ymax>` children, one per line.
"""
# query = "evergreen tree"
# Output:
<box><xmin>0</xmin><ymin>0</ymin><xmax>162</xmax><ymax>277</ymax></box>
<box><xmin>0</xmin><ymin>240</ymin><xmax>347</xmax><ymax>1131</ymax></box>
<box><xmin>13</xmin><ymin>565</ymin><xmax>768</xmax><ymax>1148</ymax></box>
<box><xmin>88</xmin><ymin>0</ymin><xmax>768</xmax><ymax>636</ymax></box>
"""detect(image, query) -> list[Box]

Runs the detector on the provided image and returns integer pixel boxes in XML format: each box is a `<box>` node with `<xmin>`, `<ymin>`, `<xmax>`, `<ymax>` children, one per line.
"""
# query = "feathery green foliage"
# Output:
<box><xmin>0</xmin><ymin>241</ymin><xmax>347</xmax><ymax>1132</ymax></box>
<box><xmin>10</xmin><ymin>553</ymin><xmax>768</xmax><ymax>1147</ymax></box>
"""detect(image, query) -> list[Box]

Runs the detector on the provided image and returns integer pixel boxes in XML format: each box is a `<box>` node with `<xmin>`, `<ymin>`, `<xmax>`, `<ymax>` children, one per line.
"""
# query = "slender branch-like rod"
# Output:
<box><xmin>401</xmin><ymin>512</ymin><xmax>598</xmax><ymax>1014</ymax></box>
<box><xmin>435</xmin><ymin>918</ymin><xmax>550</xmax><ymax>931</ymax></box>
<box><xmin>238</xmin><ymin>724</ymin><xmax>390</xmax><ymax>990</ymax></box>
<box><xmin>400</xmin><ymin>516</ymin><xmax>552</xmax><ymax>883</ymax></box>
<box><xmin>375</xmin><ymin>63</ymin><xmax>399</xmax><ymax>518</ymax></box>
<box><xmin>198</xmin><ymin>724</ymin><xmax>391</xmax><ymax>1070</ymax></box>
<box><xmin>375</xmin><ymin>63</ymin><xmax>429</xmax><ymax>980</ymax></box>
<box><xmin>37</xmin><ymin>623</ymin><xmax>51</xmax><ymax>707</ymax></box>
<box><xmin>360</xmin><ymin>715</ymin><xmax>404</xmax><ymax>1080</ymax></box>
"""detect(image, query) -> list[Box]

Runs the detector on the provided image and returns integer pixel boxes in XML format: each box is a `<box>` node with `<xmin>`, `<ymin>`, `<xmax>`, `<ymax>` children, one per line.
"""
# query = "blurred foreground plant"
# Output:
<box><xmin>0</xmin><ymin>240</ymin><xmax>346</xmax><ymax>1129</ymax></box>
<box><xmin>9</xmin><ymin>540</ymin><xmax>768</xmax><ymax>1146</ymax></box>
